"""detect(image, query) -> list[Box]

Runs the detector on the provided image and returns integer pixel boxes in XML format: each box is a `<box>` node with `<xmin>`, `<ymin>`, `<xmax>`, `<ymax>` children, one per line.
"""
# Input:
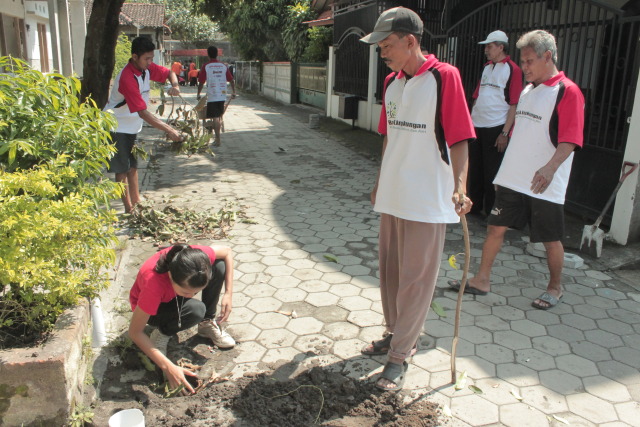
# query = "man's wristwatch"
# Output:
<box><xmin>501</xmin><ymin>131</ymin><xmax>509</xmax><ymax>137</ymax></box>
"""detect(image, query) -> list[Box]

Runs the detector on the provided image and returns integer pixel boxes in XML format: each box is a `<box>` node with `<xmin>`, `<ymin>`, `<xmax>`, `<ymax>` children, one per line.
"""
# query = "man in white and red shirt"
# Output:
<box><xmin>469</xmin><ymin>30</ymin><xmax>523</xmax><ymax>216</ymax></box>
<box><xmin>455</xmin><ymin>30</ymin><xmax>584</xmax><ymax>311</ymax></box>
<box><xmin>197</xmin><ymin>46</ymin><xmax>236</xmax><ymax>146</ymax></box>
<box><xmin>360</xmin><ymin>7</ymin><xmax>475</xmax><ymax>392</ymax></box>
<box><xmin>104</xmin><ymin>37</ymin><xmax>183</xmax><ymax>213</ymax></box>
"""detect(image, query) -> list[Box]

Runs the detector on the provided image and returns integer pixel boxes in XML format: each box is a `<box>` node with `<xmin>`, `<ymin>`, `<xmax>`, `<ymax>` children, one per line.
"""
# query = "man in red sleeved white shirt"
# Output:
<box><xmin>359</xmin><ymin>7</ymin><xmax>475</xmax><ymax>392</ymax></box>
<box><xmin>469</xmin><ymin>30</ymin><xmax>523</xmax><ymax>217</ymax></box>
<box><xmin>454</xmin><ymin>30</ymin><xmax>585</xmax><ymax>311</ymax></box>
<box><xmin>104</xmin><ymin>37</ymin><xmax>183</xmax><ymax>213</ymax></box>
<box><xmin>197</xmin><ymin>45</ymin><xmax>236</xmax><ymax>146</ymax></box>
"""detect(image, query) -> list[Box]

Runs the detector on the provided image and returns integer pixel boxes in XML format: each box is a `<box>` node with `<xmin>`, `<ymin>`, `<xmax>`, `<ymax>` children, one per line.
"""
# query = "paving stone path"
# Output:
<box><xmin>101</xmin><ymin>88</ymin><xmax>640</xmax><ymax>426</ymax></box>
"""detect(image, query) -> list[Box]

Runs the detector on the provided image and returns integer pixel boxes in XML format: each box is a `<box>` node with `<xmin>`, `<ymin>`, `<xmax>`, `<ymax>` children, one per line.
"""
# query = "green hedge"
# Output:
<box><xmin>0</xmin><ymin>57</ymin><xmax>122</xmax><ymax>347</ymax></box>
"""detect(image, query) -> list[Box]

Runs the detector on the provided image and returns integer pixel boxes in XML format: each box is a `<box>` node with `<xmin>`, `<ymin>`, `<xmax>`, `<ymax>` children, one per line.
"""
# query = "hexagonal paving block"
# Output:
<box><xmin>234</xmin><ymin>341</ymin><xmax>267</xmax><ymax>363</ymax></box>
<box><xmin>412</xmin><ymin>348</ymin><xmax>451</xmax><ymax>373</ymax></box>
<box><xmin>264</xmin><ymin>265</ymin><xmax>295</xmax><ymax>277</ymax></box>
<box><xmin>514</xmin><ymin>348</ymin><xmax>556</xmax><ymax>371</ymax></box>
<box><xmin>338</xmin><ymin>295</ymin><xmax>371</xmax><ymax>311</ymax></box>
<box><xmin>585</xmin><ymin>329</ymin><xmax>624</xmax><ymax>348</ymax></box>
<box><xmin>459</xmin><ymin>326</ymin><xmax>493</xmax><ymax>344</ymax></box>
<box><xmin>286</xmin><ymin>316</ymin><xmax>324</xmax><ymax>335</ymax></box>
<box><xmin>547</xmin><ymin>324</ymin><xmax>586</xmax><ymax>343</ymax></box>
<box><xmin>607</xmin><ymin>308</ymin><xmax>640</xmax><ymax>325</ymax></box>
<box><xmin>569</xmin><ymin>341</ymin><xmax>611</xmax><ymax>362</ymax></box>
<box><xmin>584</xmin><ymin>295</ymin><xmax>618</xmax><ymax>310</ymax></box>
<box><xmin>451</xmin><ymin>394</ymin><xmax>499</xmax><ymax>425</ymax></box>
<box><xmin>298</xmin><ymin>279</ymin><xmax>331</xmax><ymax>293</ymax></box>
<box><xmin>236</xmin><ymin>262</ymin><xmax>267</xmax><ymax>274</ymax></box>
<box><xmin>510</xmin><ymin>319</ymin><xmax>547</xmax><ymax>337</ymax></box>
<box><xmin>269</xmin><ymin>276</ymin><xmax>300</xmax><ymax>289</ymax></box>
<box><xmin>559</xmin><ymin>313</ymin><xmax>598</xmax><ymax>331</ymax></box>
<box><xmin>475</xmin><ymin>314</ymin><xmax>511</xmax><ymax>331</ymax></box>
<box><xmin>615</xmin><ymin>401</ymin><xmax>640</xmax><ymax>426</ymax></box>
<box><xmin>497</xmin><ymin>362</ymin><xmax>540</xmax><ymax>387</ymax></box>
<box><xmin>329</xmin><ymin>283</ymin><xmax>361</xmax><ymax>297</ymax></box>
<box><xmin>256</xmin><ymin>328</ymin><xmax>297</xmax><ymax>349</ymax></box>
<box><xmin>347</xmin><ymin>310</ymin><xmax>384</xmax><ymax>328</ymax></box>
<box><xmin>539</xmin><ymin>369</ymin><xmax>583</xmax><ymax>394</ymax></box>
<box><xmin>583</xmin><ymin>375</ymin><xmax>631</xmax><ymax>402</ymax></box>
<box><xmin>260</xmin><ymin>255</ymin><xmax>288</xmax><ymax>266</ymax></box>
<box><xmin>273</xmin><ymin>287</ymin><xmax>307</xmax><ymax>303</ymax></box>
<box><xmin>293</xmin><ymin>268</ymin><xmax>324</xmax><ymax>281</ymax></box>
<box><xmin>293</xmin><ymin>333</ymin><xmax>334</xmax><ymax>354</ymax></box>
<box><xmin>436</xmin><ymin>337</ymin><xmax>474</xmax><ymax>357</ymax></box>
<box><xmin>225</xmin><ymin>323</ymin><xmax>261</xmax><ymax>341</ymax></box>
<box><xmin>610</xmin><ymin>346</ymin><xmax>640</xmax><ymax>367</ymax></box>
<box><xmin>242</xmin><ymin>283</ymin><xmax>277</xmax><ymax>298</ymax></box>
<box><xmin>520</xmin><ymin>384</ymin><xmax>569</xmax><ymax>413</ymax></box>
<box><xmin>322</xmin><ymin>322</ymin><xmax>360</xmax><ymax>341</ymax></box>
<box><xmin>557</xmin><ymin>354</ymin><xmax>599</xmax><ymax>377</ymax></box>
<box><xmin>251</xmin><ymin>312</ymin><xmax>289</xmax><ymax>329</ymax></box>
<box><xmin>500</xmin><ymin>402</ymin><xmax>550</xmax><ymax>426</ymax></box>
<box><xmin>286</xmin><ymin>258</ymin><xmax>317</xmax><ymax>270</ymax></box>
<box><xmin>313</xmin><ymin>305</ymin><xmax>349</xmax><ymax>323</ymax></box>
<box><xmin>476</xmin><ymin>343</ymin><xmax>515</xmax><ymax>364</ymax></box>
<box><xmin>281</xmin><ymin>249</ymin><xmax>309</xmax><ymax>260</ymax></box>
<box><xmin>494</xmin><ymin>330</ymin><xmax>532</xmax><ymax>350</ymax></box>
<box><xmin>567</xmin><ymin>393</ymin><xmax>618</xmax><ymax>424</ymax></box>
<box><xmin>261</xmin><ymin>347</ymin><xmax>302</xmax><ymax>364</ymax></box>
<box><xmin>597</xmin><ymin>360</ymin><xmax>640</xmax><ymax>385</ymax></box>
<box><xmin>526</xmin><ymin>309</ymin><xmax>560</xmax><ymax>326</ymax></box>
<box><xmin>305</xmin><ymin>291</ymin><xmax>340</xmax><ymax>307</ymax></box>
<box><xmin>246</xmin><ymin>297</ymin><xmax>282</xmax><ymax>313</ymax></box>
<box><xmin>597</xmin><ymin>318</ymin><xmax>635</xmax><ymax>335</ymax></box>
<box><xmin>230</xmin><ymin>306</ymin><xmax>257</xmax><ymax>323</ymax></box>
<box><xmin>455</xmin><ymin>355</ymin><xmax>497</xmax><ymax>379</ymax></box>
<box><xmin>341</xmin><ymin>264</ymin><xmax>372</xmax><ymax>276</ymax></box>
<box><xmin>322</xmin><ymin>271</ymin><xmax>352</xmax><ymax>285</ymax></box>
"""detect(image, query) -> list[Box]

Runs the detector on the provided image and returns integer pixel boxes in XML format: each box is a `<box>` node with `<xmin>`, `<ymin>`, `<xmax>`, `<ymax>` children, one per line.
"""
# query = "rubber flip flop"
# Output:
<box><xmin>375</xmin><ymin>361</ymin><xmax>408</xmax><ymax>392</ymax></box>
<box><xmin>532</xmin><ymin>292</ymin><xmax>563</xmax><ymax>310</ymax></box>
<box><xmin>448</xmin><ymin>280</ymin><xmax>488</xmax><ymax>296</ymax></box>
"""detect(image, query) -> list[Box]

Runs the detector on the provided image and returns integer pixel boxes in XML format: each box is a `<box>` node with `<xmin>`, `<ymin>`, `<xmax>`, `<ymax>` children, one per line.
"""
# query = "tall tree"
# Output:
<box><xmin>81</xmin><ymin>0</ymin><xmax>126</xmax><ymax>107</ymax></box>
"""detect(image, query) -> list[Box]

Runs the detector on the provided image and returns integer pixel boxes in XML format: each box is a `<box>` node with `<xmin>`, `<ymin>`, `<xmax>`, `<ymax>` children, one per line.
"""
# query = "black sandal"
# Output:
<box><xmin>375</xmin><ymin>361</ymin><xmax>408</xmax><ymax>392</ymax></box>
<box><xmin>361</xmin><ymin>334</ymin><xmax>392</xmax><ymax>355</ymax></box>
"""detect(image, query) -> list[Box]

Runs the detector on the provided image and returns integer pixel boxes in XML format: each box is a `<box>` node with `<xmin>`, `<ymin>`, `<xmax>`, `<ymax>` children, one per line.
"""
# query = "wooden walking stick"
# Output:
<box><xmin>451</xmin><ymin>193</ymin><xmax>471</xmax><ymax>383</ymax></box>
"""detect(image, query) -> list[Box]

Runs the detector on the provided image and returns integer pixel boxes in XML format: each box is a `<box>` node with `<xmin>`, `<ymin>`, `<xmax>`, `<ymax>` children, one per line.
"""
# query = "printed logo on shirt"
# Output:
<box><xmin>387</xmin><ymin>101</ymin><xmax>398</xmax><ymax>119</ymax></box>
<box><xmin>515</xmin><ymin>109</ymin><xmax>543</xmax><ymax>123</ymax></box>
<box><xmin>490</xmin><ymin>207</ymin><xmax>502</xmax><ymax>216</ymax></box>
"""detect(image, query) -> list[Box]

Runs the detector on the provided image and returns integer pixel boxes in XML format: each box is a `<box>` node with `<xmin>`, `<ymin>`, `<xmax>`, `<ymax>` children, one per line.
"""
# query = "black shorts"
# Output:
<box><xmin>488</xmin><ymin>186</ymin><xmax>564</xmax><ymax>243</ymax></box>
<box><xmin>206</xmin><ymin>101</ymin><xmax>225</xmax><ymax>118</ymax></box>
<box><xmin>107</xmin><ymin>132</ymin><xmax>138</xmax><ymax>174</ymax></box>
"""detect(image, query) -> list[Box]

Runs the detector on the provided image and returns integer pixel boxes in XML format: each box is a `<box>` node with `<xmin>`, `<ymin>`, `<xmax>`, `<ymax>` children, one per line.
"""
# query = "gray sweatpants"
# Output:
<box><xmin>379</xmin><ymin>213</ymin><xmax>446</xmax><ymax>362</ymax></box>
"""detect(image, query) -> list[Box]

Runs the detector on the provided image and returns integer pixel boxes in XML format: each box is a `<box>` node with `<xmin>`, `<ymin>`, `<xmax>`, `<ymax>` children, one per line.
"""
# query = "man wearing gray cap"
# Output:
<box><xmin>467</xmin><ymin>30</ymin><xmax>522</xmax><ymax>218</ymax></box>
<box><xmin>360</xmin><ymin>6</ymin><xmax>475</xmax><ymax>391</ymax></box>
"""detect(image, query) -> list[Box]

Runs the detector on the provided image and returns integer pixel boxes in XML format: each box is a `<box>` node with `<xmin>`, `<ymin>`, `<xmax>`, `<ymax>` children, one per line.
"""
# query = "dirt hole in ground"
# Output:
<box><xmin>132</xmin><ymin>366</ymin><xmax>442</xmax><ymax>426</ymax></box>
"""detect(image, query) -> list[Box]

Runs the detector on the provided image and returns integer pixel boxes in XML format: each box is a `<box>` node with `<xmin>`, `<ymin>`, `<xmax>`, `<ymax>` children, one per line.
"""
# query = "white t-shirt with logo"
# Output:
<box><xmin>375</xmin><ymin>55</ymin><xmax>476</xmax><ymax>223</ymax></box>
<box><xmin>471</xmin><ymin>56</ymin><xmax>523</xmax><ymax>128</ymax></box>
<box><xmin>198</xmin><ymin>60</ymin><xmax>233</xmax><ymax>102</ymax></box>
<box><xmin>494</xmin><ymin>72</ymin><xmax>584</xmax><ymax>204</ymax></box>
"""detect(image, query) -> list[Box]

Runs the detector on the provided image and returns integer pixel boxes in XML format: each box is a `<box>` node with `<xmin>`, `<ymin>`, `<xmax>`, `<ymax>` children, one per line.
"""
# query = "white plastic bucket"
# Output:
<box><xmin>108</xmin><ymin>408</ymin><xmax>145</xmax><ymax>427</ymax></box>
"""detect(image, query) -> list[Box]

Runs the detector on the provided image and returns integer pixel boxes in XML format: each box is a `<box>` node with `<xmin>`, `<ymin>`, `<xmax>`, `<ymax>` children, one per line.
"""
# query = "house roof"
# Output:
<box><xmin>303</xmin><ymin>9</ymin><xmax>333</xmax><ymax>27</ymax></box>
<box><xmin>119</xmin><ymin>3</ymin><xmax>165</xmax><ymax>28</ymax></box>
<box><xmin>84</xmin><ymin>0</ymin><xmax>165</xmax><ymax>29</ymax></box>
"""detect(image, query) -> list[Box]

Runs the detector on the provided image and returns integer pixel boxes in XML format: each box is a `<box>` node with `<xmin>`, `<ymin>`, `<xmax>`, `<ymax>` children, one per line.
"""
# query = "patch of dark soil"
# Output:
<box><xmin>110</xmin><ymin>366</ymin><xmax>441</xmax><ymax>427</ymax></box>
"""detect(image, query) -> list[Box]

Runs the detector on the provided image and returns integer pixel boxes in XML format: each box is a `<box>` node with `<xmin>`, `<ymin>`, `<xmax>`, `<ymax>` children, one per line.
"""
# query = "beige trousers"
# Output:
<box><xmin>379</xmin><ymin>213</ymin><xmax>446</xmax><ymax>362</ymax></box>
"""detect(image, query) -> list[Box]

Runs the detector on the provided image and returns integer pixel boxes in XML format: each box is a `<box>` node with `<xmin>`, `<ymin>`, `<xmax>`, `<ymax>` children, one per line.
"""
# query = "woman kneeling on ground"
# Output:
<box><xmin>128</xmin><ymin>244</ymin><xmax>235</xmax><ymax>394</ymax></box>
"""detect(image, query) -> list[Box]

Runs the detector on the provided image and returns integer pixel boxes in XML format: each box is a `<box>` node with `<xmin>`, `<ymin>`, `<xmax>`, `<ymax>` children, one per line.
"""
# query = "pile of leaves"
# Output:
<box><xmin>120</xmin><ymin>198</ymin><xmax>252</xmax><ymax>243</ymax></box>
<box><xmin>160</xmin><ymin>93</ymin><xmax>214</xmax><ymax>157</ymax></box>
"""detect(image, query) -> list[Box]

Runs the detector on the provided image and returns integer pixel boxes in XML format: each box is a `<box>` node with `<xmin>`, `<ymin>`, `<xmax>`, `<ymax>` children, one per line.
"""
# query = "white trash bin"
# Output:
<box><xmin>108</xmin><ymin>408</ymin><xmax>145</xmax><ymax>427</ymax></box>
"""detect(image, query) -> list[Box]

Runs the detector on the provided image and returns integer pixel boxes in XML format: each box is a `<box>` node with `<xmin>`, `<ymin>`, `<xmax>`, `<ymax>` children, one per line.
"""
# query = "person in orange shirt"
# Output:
<box><xmin>171</xmin><ymin>60</ymin><xmax>182</xmax><ymax>76</ymax></box>
<box><xmin>188</xmin><ymin>67</ymin><xmax>199</xmax><ymax>86</ymax></box>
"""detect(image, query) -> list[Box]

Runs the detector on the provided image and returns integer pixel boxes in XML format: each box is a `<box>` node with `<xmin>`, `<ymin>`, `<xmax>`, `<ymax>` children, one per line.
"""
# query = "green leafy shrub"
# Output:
<box><xmin>0</xmin><ymin>56</ymin><xmax>122</xmax><ymax>348</ymax></box>
<box><xmin>113</xmin><ymin>33</ymin><xmax>132</xmax><ymax>80</ymax></box>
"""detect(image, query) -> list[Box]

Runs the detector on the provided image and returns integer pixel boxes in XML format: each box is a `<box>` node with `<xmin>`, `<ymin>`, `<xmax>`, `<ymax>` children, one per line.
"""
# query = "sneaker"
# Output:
<box><xmin>198</xmin><ymin>319</ymin><xmax>235</xmax><ymax>349</ymax></box>
<box><xmin>150</xmin><ymin>329</ymin><xmax>172</xmax><ymax>356</ymax></box>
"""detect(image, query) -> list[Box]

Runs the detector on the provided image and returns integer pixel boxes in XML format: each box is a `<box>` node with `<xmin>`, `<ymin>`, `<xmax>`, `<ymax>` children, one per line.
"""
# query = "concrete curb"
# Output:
<box><xmin>0</xmin><ymin>301</ymin><xmax>91</xmax><ymax>426</ymax></box>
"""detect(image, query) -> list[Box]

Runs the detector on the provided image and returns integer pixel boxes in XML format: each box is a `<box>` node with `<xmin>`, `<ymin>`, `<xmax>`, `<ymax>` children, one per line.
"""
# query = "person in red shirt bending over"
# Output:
<box><xmin>128</xmin><ymin>244</ymin><xmax>236</xmax><ymax>395</ymax></box>
<box><xmin>104</xmin><ymin>37</ymin><xmax>183</xmax><ymax>213</ymax></box>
